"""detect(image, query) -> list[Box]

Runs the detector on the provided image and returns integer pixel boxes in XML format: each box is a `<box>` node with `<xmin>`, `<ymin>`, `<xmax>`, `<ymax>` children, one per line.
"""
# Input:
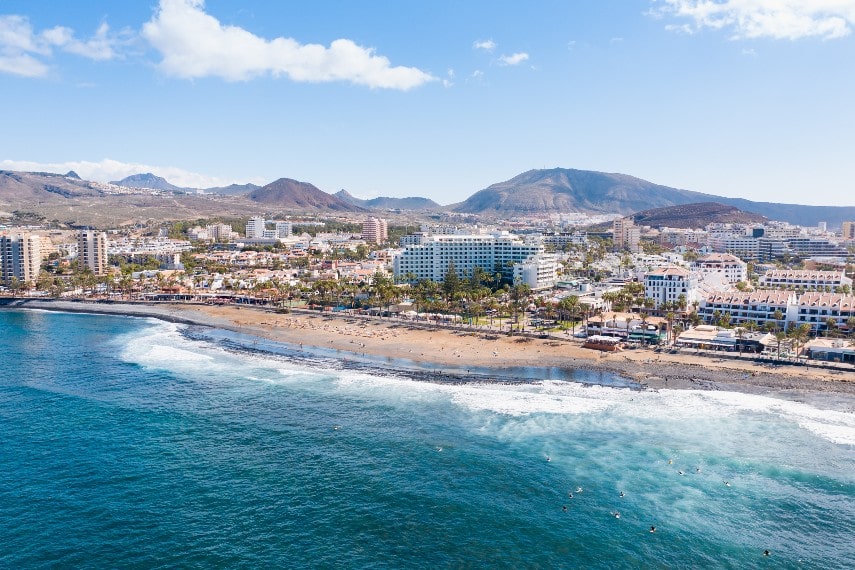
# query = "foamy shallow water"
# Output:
<box><xmin>2</xmin><ymin>309</ymin><xmax>853</xmax><ymax>568</ymax></box>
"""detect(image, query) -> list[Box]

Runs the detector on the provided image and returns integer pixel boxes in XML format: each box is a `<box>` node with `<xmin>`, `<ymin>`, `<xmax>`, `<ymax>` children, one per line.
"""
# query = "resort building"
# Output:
<box><xmin>0</xmin><ymin>233</ymin><xmax>41</xmax><ymax>286</ymax></box>
<box><xmin>643</xmin><ymin>266</ymin><xmax>700</xmax><ymax>309</ymax></box>
<box><xmin>759</xmin><ymin>269</ymin><xmax>852</xmax><ymax>291</ymax></box>
<box><xmin>698</xmin><ymin>290</ymin><xmax>795</xmax><ymax>329</ymax></box>
<box><xmin>77</xmin><ymin>229</ymin><xmax>108</xmax><ymax>275</ymax></box>
<box><xmin>393</xmin><ymin>232</ymin><xmax>556</xmax><ymax>290</ymax></box>
<box><xmin>708</xmin><ymin>236</ymin><xmax>760</xmax><ymax>260</ymax></box>
<box><xmin>691</xmin><ymin>253</ymin><xmax>748</xmax><ymax>284</ymax></box>
<box><xmin>794</xmin><ymin>292</ymin><xmax>855</xmax><ymax>334</ymax></box>
<box><xmin>362</xmin><ymin>218</ymin><xmax>388</xmax><ymax>245</ymax></box>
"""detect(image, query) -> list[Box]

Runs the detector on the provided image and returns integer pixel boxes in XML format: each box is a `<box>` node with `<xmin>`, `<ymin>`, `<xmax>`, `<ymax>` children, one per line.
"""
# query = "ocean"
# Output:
<box><xmin>1</xmin><ymin>308</ymin><xmax>853</xmax><ymax>568</ymax></box>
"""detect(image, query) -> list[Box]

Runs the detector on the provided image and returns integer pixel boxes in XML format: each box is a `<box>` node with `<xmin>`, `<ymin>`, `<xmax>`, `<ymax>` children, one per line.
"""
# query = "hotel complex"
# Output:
<box><xmin>393</xmin><ymin>232</ymin><xmax>557</xmax><ymax>290</ymax></box>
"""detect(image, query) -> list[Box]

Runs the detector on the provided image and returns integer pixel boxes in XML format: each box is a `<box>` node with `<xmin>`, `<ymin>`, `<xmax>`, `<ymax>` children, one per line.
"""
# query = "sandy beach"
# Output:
<box><xmin>4</xmin><ymin>299</ymin><xmax>854</xmax><ymax>396</ymax></box>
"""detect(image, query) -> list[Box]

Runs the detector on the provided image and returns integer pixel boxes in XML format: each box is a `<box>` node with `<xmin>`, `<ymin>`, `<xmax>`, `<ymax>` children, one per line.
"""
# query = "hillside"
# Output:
<box><xmin>454</xmin><ymin>168</ymin><xmax>855</xmax><ymax>227</ymax></box>
<box><xmin>248</xmin><ymin>178</ymin><xmax>360</xmax><ymax>212</ymax></box>
<box><xmin>110</xmin><ymin>173</ymin><xmax>187</xmax><ymax>193</ymax></box>
<box><xmin>0</xmin><ymin>170</ymin><xmax>259</xmax><ymax>227</ymax></box>
<box><xmin>631</xmin><ymin>202</ymin><xmax>766</xmax><ymax>229</ymax></box>
<box><xmin>334</xmin><ymin>189</ymin><xmax>441</xmax><ymax>210</ymax></box>
<box><xmin>205</xmin><ymin>183</ymin><xmax>260</xmax><ymax>196</ymax></box>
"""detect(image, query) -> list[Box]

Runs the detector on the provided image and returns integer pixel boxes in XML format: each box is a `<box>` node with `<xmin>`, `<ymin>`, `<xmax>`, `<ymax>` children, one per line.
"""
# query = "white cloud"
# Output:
<box><xmin>498</xmin><ymin>52</ymin><xmax>529</xmax><ymax>66</ymax></box>
<box><xmin>0</xmin><ymin>15</ymin><xmax>119</xmax><ymax>77</ymax></box>
<box><xmin>0</xmin><ymin>158</ymin><xmax>258</xmax><ymax>189</ymax></box>
<box><xmin>142</xmin><ymin>0</ymin><xmax>435</xmax><ymax>90</ymax></box>
<box><xmin>473</xmin><ymin>39</ymin><xmax>496</xmax><ymax>51</ymax></box>
<box><xmin>653</xmin><ymin>0</ymin><xmax>855</xmax><ymax>40</ymax></box>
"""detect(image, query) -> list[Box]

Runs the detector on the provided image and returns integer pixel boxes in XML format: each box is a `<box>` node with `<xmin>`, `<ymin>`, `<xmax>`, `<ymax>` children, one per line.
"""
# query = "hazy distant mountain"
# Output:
<box><xmin>248</xmin><ymin>178</ymin><xmax>360</xmax><ymax>211</ymax></box>
<box><xmin>0</xmin><ymin>170</ymin><xmax>263</xmax><ymax>228</ymax></box>
<box><xmin>204</xmin><ymin>183</ymin><xmax>260</xmax><ymax>196</ymax></box>
<box><xmin>631</xmin><ymin>202</ymin><xmax>766</xmax><ymax>229</ymax></box>
<box><xmin>0</xmin><ymin>170</ymin><xmax>101</xmax><ymax>201</ymax></box>
<box><xmin>65</xmin><ymin>170</ymin><xmax>81</xmax><ymax>179</ymax></box>
<box><xmin>334</xmin><ymin>189</ymin><xmax>441</xmax><ymax>211</ymax></box>
<box><xmin>110</xmin><ymin>173</ymin><xmax>186</xmax><ymax>193</ymax></box>
<box><xmin>455</xmin><ymin>168</ymin><xmax>855</xmax><ymax>227</ymax></box>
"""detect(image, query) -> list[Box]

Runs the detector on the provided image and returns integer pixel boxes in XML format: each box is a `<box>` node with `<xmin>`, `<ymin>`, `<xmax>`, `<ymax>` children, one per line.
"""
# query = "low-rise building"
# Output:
<box><xmin>759</xmin><ymin>269</ymin><xmax>852</xmax><ymax>291</ymax></box>
<box><xmin>699</xmin><ymin>290</ymin><xmax>795</xmax><ymax>328</ymax></box>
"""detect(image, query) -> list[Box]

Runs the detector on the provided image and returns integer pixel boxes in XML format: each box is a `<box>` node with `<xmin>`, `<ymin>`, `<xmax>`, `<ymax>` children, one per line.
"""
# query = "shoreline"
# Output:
<box><xmin>3</xmin><ymin>298</ymin><xmax>854</xmax><ymax>398</ymax></box>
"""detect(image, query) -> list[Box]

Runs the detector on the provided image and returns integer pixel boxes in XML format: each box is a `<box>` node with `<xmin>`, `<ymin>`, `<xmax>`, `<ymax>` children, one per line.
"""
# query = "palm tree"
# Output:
<box><xmin>772</xmin><ymin>309</ymin><xmax>785</xmax><ymax>333</ymax></box>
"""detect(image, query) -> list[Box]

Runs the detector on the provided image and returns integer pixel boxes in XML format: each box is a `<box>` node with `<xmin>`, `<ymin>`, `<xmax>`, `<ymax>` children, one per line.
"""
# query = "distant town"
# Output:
<box><xmin>2</xmin><ymin>208</ymin><xmax>855</xmax><ymax>367</ymax></box>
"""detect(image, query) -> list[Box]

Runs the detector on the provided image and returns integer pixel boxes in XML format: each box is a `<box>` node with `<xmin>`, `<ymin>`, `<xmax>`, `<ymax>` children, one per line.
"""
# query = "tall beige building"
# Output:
<box><xmin>78</xmin><ymin>229</ymin><xmax>108</xmax><ymax>275</ymax></box>
<box><xmin>842</xmin><ymin>221</ymin><xmax>855</xmax><ymax>240</ymax></box>
<box><xmin>361</xmin><ymin>217</ymin><xmax>388</xmax><ymax>244</ymax></box>
<box><xmin>0</xmin><ymin>233</ymin><xmax>41</xmax><ymax>286</ymax></box>
<box><xmin>613</xmin><ymin>217</ymin><xmax>640</xmax><ymax>252</ymax></box>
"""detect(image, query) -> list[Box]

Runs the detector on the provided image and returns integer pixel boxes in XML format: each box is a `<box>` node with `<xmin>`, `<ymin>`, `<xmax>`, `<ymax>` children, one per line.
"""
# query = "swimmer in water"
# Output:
<box><xmin>562</xmin><ymin>505</ymin><xmax>567</xmax><ymax>512</ymax></box>
<box><xmin>668</xmin><ymin>459</ymin><xmax>673</xmax><ymax>465</ymax></box>
<box><xmin>763</xmin><ymin>550</ymin><xmax>770</xmax><ymax>557</ymax></box>
<box><xmin>724</xmin><ymin>481</ymin><xmax>731</xmax><ymax>487</ymax></box>
<box><xmin>567</xmin><ymin>492</ymin><xmax>573</xmax><ymax>499</ymax></box>
<box><xmin>612</xmin><ymin>511</ymin><xmax>621</xmax><ymax>519</ymax></box>
<box><xmin>678</xmin><ymin>470</ymin><xmax>685</xmax><ymax>476</ymax></box>
<box><xmin>546</xmin><ymin>456</ymin><xmax>551</xmax><ymax>462</ymax></box>
<box><xmin>576</xmin><ymin>487</ymin><xmax>583</xmax><ymax>493</ymax></box>
<box><xmin>649</xmin><ymin>526</ymin><xmax>656</xmax><ymax>533</ymax></box>
<box><xmin>619</xmin><ymin>491</ymin><xmax>625</xmax><ymax>498</ymax></box>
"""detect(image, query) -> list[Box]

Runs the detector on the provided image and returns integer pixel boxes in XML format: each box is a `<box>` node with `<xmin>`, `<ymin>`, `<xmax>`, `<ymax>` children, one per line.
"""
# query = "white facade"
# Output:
<box><xmin>759</xmin><ymin>269</ymin><xmax>852</xmax><ymax>291</ymax></box>
<box><xmin>275</xmin><ymin>221</ymin><xmax>293</xmax><ymax>238</ymax></box>
<box><xmin>245</xmin><ymin>216</ymin><xmax>266</xmax><ymax>239</ymax></box>
<box><xmin>691</xmin><ymin>253</ymin><xmax>748</xmax><ymax>284</ymax></box>
<box><xmin>644</xmin><ymin>266</ymin><xmax>699</xmax><ymax>309</ymax></box>
<box><xmin>699</xmin><ymin>290</ymin><xmax>796</xmax><ymax>328</ymax></box>
<box><xmin>393</xmin><ymin>233</ymin><xmax>555</xmax><ymax>289</ymax></box>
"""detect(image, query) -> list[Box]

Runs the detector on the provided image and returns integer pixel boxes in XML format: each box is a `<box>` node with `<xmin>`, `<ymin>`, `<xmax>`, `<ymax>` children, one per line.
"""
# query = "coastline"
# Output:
<box><xmin>3</xmin><ymin>298</ymin><xmax>854</xmax><ymax>398</ymax></box>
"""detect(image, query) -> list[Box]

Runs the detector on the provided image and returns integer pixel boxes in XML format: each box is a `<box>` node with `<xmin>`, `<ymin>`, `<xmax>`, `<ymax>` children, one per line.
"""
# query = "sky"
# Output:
<box><xmin>1</xmin><ymin>0</ymin><xmax>854</xmax><ymax>207</ymax></box>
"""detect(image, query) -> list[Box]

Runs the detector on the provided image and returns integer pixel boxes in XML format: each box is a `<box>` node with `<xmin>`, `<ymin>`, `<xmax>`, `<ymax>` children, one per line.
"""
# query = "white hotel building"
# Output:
<box><xmin>393</xmin><ymin>232</ymin><xmax>557</xmax><ymax>290</ymax></box>
<box><xmin>759</xmin><ymin>269</ymin><xmax>852</xmax><ymax>291</ymax></box>
<box><xmin>691</xmin><ymin>253</ymin><xmax>747</xmax><ymax>284</ymax></box>
<box><xmin>643</xmin><ymin>266</ymin><xmax>700</xmax><ymax>309</ymax></box>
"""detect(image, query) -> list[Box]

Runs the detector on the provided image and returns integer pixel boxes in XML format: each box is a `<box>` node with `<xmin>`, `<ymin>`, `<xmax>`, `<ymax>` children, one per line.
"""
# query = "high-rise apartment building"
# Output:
<box><xmin>362</xmin><ymin>218</ymin><xmax>388</xmax><ymax>244</ymax></box>
<box><xmin>842</xmin><ymin>221</ymin><xmax>855</xmax><ymax>240</ymax></box>
<box><xmin>0</xmin><ymin>234</ymin><xmax>41</xmax><ymax>285</ymax></box>
<box><xmin>613</xmin><ymin>217</ymin><xmax>640</xmax><ymax>252</ymax></box>
<box><xmin>245</xmin><ymin>216</ymin><xmax>266</xmax><ymax>239</ymax></box>
<box><xmin>78</xmin><ymin>229</ymin><xmax>108</xmax><ymax>275</ymax></box>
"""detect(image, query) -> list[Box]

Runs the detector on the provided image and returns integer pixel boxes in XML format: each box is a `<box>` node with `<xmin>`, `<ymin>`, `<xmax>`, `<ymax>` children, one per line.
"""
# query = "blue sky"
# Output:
<box><xmin>1</xmin><ymin>0</ymin><xmax>854</xmax><ymax>207</ymax></box>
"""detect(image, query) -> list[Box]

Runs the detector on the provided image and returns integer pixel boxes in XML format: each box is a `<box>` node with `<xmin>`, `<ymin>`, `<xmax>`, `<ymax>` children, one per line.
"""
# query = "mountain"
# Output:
<box><xmin>0</xmin><ymin>170</ymin><xmax>262</xmax><ymax>227</ymax></box>
<box><xmin>334</xmin><ymin>189</ymin><xmax>441</xmax><ymax>211</ymax></box>
<box><xmin>248</xmin><ymin>178</ymin><xmax>360</xmax><ymax>211</ymax></box>
<box><xmin>204</xmin><ymin>183</ymin><xmax>260</xmax><ymax>196</ymax></box>
<box><xmin>454</xmin><ymin>168</ymin><xmax>855</xmax><ymax>227</ymax></box>
<box><xmin>65</xmin><ymin>170</ymin><xmax>81</xmax><ymax>179</ymax></box>
<box><xmin>631</xmin><ymin>202</ymin><xmax>766</xmax><ymax>229</ymax></box>
<box><xmin>110</xmin><ymin>173</ymin><xmax>186</xmax><ymax>193</ymax></box>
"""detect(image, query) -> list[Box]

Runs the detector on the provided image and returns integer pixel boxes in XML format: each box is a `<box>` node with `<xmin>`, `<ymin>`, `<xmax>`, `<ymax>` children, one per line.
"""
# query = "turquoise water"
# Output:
<box><xmin>1</xmin><ymin>309</ymin><xmax>853</xmax><ymax>568</ymax></box>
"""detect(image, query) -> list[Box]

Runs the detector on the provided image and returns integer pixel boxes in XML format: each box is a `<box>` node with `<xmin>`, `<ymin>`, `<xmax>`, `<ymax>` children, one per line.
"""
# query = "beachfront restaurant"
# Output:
<box><xmin>804</xmin><ymin>338</ymin><xmax>855</xmax><ymax>364</ymax></box>
<box><xmin>675</xmin><ymin>325</ymin><xmax>737</xmax><ymax>351</ymax></box>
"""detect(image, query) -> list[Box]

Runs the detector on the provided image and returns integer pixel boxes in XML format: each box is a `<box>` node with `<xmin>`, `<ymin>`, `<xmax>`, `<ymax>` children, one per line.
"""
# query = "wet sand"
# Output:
<box><xmin>4</xmin><ymin>299</ymin><xmax>854</xmax><ymax>396</ymax></box>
